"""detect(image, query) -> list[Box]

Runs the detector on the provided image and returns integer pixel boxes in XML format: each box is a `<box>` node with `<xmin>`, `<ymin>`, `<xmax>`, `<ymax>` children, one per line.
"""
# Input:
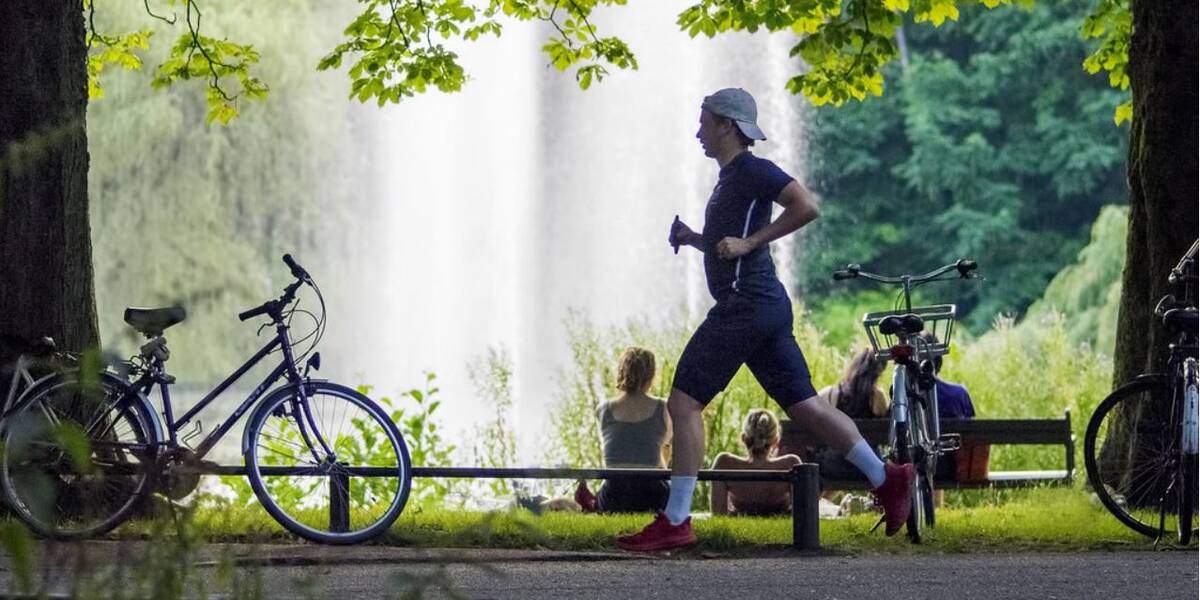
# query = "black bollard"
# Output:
<box><xmin>790</xmin><ymin>463</ymin><xmax>820</xmax><ymax>550</ymax></box>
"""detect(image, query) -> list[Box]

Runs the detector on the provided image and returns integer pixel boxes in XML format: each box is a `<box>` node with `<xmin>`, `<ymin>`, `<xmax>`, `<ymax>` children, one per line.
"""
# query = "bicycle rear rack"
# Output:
<box><xmin>862</xmin><ymin>304</ymin><xmax>957</xmax><ymax>361</ymax></box>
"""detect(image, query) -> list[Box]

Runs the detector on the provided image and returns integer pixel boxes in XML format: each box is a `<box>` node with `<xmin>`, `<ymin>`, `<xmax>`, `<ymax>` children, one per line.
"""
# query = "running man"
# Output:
<box><xmin>616</xmin><ymin>88</ymin><xmax>914</xmax><ymax>552</ymax></box>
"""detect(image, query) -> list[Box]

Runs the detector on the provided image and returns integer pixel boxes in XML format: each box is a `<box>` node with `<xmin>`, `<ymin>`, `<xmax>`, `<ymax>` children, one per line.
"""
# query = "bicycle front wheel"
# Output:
<box><xmin>1084</xmin><ymin>375</ymin><xmax>1197</xmax><ymax>541</ymax></box>
<box><xmin>245</xmin><ymin>382</ymin><xmax>411</xmax><ymax>544</ymax></box>
<box><xmin>0</xmin><ymin>373</ymin><xmax>157</xmax><ymax>539</ymax></box>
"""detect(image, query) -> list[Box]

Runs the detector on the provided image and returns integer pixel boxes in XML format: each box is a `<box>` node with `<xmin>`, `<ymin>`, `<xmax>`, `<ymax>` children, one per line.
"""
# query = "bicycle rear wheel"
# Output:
<box><xmin>905</xmin><ymin>400</ymin><xmax>933</xmax><ymax>542</ymax></box>
<box><xmin>244</xmin><ymin>381</ymin><xmax>411</xmax><ymax>544</ymax></box>
<box><xmin>1084</xmin><ymin>375</ymin><xmax>1198</xmax><ymax>541</ymax></box>
<box><xmin>0</xmin><ymin>373</ymin><xmax>157</xmax><ymax>539</ymax></box>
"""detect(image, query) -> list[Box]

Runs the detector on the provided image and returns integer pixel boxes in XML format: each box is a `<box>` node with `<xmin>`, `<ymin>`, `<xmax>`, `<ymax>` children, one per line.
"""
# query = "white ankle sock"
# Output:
<box><xmin>845</xmin><ymin>440</ymin><xmax>887</xmax><ymax>488</ymax></box>
<box><xmin>665</xmin><ymin>476</ymin><xmax>697</xmax><ymax>525</ymax></box>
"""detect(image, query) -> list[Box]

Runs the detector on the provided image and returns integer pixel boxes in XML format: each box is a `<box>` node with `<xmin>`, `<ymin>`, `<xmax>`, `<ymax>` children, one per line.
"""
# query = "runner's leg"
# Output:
<box><xmin>664</xmin><ymin>389</ymin><xmax>704</xmax><ymax>524</ymax></box>
<box><xmin>743</xmin><ymin>301</ymin><xmax>886</xmax><ymax>488</ymax></box>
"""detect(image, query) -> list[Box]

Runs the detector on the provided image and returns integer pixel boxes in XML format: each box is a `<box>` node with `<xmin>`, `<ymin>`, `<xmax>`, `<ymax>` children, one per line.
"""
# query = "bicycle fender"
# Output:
<box><xmin>240</xmin><ymin>379</ymin><xmax>331</xmax><ymax>456</ymax></box>
<box><xmin>3</xmin><ymin>371</ymin><xmax>164</xmax><ymax>446</ymax></box>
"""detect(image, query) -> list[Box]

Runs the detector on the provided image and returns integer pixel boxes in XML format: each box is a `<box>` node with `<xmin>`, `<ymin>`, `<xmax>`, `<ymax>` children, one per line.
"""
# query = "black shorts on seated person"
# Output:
<box><xmin>597</xmin><ymin>478</ymin><xmax>669</xmax><ymax>514</ymax></box>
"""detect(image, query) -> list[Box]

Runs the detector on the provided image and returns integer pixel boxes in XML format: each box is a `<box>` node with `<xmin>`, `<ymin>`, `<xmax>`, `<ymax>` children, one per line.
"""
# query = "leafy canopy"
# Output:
<box><xmin>84</xmin><ymin>0</ymin><xmax>1131</xmax><ymax>123</ymax></box>
<box><xmin>801</xmin><ymin>0</ymin><xmax>1128</xmax><ymax>330</ymax></box>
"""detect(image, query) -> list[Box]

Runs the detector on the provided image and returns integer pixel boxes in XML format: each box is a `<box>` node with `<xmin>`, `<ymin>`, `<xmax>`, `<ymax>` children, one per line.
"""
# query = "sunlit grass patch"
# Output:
<box><xmin>112</xmin><ymin>486</ymin><xmax>1177</xmax><ymax>554</ymax></box>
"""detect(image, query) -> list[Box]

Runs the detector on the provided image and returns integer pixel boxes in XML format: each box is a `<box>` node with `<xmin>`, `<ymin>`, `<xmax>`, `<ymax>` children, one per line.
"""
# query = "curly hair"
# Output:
<box><xmin>615</xmin><ymin>347</ymin><xmax>656</xmax><ymax>393</ymax></box>
<box><xmin>742</xmin><ymin>408</ymin><xmax>780</xmax><ymax>457</ymax></box>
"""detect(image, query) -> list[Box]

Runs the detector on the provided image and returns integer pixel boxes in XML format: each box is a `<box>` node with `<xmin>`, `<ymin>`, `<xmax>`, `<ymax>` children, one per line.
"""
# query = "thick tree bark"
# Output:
<box><xmin>1101</xmin><ymin>0</ymin><xmax>1198</xmax><ymax>510</ymax></box>
<box><xmin>0</xmin><ymin>1</ymin><xmax>98</xmax><ymax>362</ymax></box>
<box><xmin>1113</xmin><ymin>0</ymin><xmax>1199</xmax><ymax>387</ymax></box>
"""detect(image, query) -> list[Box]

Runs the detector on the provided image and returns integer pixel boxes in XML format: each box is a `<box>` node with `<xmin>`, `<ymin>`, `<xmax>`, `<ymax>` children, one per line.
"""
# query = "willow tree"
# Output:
<box><xmin>0</xmin><ymin>0</ymin><xmax>1194</xmax><ymax>380</ymax></box>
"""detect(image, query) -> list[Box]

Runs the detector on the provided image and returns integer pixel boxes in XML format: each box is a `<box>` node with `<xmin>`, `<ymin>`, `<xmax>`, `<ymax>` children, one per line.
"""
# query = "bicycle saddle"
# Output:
<box><xmin>0</xmin><ymin>334</ymin><xmax>57</xmax><ymax>356</ymax></box>
<box><xmin>879</xmin><ymin>314</ymin><xmax>925</xmax><ymax>336</ymax></box>
<box><xmin>1162</xmin><ymin>307</ymin><xmax>1198</xmax><ymax>332</ymax></box>
<box><xmin>123</xmin><ymin>306</ymin><xmax>187</xmax><ymax>337</ymax></box>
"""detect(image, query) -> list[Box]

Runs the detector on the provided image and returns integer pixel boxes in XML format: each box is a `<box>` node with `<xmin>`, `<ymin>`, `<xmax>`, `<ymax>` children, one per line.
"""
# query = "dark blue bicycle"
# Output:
<box><xmin>0</xmin><ymin>255</ymin><xmax>411</xmax><ymax>544</ymax></box>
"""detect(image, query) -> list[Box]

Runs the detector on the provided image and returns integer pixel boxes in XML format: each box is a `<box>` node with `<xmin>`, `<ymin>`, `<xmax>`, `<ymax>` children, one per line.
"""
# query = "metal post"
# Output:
<box><xmin>330</xmin><ymin>469</ymin><xmax>350</xmax><ymax>533</ymax></box>
<box><xmin>791</xmin><ymin>463</ymin><xmax>820</xmax><ymax>550</ymax></box>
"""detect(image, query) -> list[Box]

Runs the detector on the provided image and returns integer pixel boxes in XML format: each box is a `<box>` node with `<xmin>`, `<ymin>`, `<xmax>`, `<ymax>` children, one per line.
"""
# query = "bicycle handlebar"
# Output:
<box><xmin>831</xmin><ymin>259</ymin><xmax>977</xmax><ymax>285</ymax></box>
<box><xmin>238</xmin><ymin>254</ymin><xmax>312</xmax><ymax>322</ymax></box>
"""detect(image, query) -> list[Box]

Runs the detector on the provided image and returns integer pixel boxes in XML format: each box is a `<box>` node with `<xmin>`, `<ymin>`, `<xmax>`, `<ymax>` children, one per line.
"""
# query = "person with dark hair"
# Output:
<box><xmin>916</xmin><ymin>331</ymin><xmax>979</xmax><ymax>501</ymax></box>
<box><xmin>818</xmin><ymin>348</ymin><xmax>889</xmax><ymax>419</ymax></box>
<box><xmin>916</xmin><ymin>332</ymin><xmax>975</xmax><ymax>421</ymax></box>
<box><xmin>593</xmin><ymin>347</ymin><xmax>673</xmax><ymax>513</ymax></box>
<box><xmin>616</xmin><ymin>88</ymin><xmax>914</xmax><ymax>552</ymax></box>
<box><xmin>801</xmin><ymin>348</ymin><xmax>891</xmax><ymax>485</ymax></box>
<box><xmin>709</xmin><ymin>409</ymin><xmax>802</xmax><ymax>516</ymax></box>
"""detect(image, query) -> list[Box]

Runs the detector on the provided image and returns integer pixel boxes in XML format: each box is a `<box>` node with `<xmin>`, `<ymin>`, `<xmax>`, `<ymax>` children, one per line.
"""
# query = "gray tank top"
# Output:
<box><xmin>600</xmin><ymin>401</ymin><xmax>668</xmax><ymax>466</ymax></box>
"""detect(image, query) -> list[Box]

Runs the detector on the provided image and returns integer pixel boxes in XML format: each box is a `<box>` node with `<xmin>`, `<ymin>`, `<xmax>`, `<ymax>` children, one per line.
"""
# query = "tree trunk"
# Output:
<box><xmin>1114</xmin><ymin>0</ymin><xmax>1199</xmax><ymax>387</ymax></box>
<box><xmin>1103</xmin><ymin>0</ymin><xmax>1198</xmax><ymax>510</ymax></box>
<box><xmin>0</xmin><ymin>1</ymin><xmax>98</xmax><ymax>362</ymax></box>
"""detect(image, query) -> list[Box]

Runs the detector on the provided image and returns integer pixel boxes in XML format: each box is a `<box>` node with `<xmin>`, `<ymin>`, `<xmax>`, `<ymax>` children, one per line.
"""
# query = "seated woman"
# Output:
<box><xmin>800</xmin><ymin>349</ymin><xmax>889</xmax><ymax>483</ymax></box>
<box><xmin>817</xmin><ymin>348</ymin><xmax>889</xmax><ymax>419</ymax></box>
<box><xmin>595</xmin><ymin>347</ymin><xmax>673</xmax><ymax>513</ymax></box>
<box><xmin>710</xmin><ymin>409</ymin><xmax>802</xmax><ymax>517</ymax></box>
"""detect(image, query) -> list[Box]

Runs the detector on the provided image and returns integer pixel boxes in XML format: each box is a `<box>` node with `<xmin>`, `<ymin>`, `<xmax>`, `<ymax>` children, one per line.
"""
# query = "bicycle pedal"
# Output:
<box><xmin>937</xmin><ymin>434</ymin><xmax>962</xmax><ymax>452</ymax></box>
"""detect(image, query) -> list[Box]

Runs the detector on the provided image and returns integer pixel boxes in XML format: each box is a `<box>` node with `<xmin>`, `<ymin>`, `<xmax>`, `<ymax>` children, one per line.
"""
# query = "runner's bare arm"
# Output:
<box><xmin>716</xmin><ymin>181</ymin><xmax>818</xmax><ymax>260</ymax></box>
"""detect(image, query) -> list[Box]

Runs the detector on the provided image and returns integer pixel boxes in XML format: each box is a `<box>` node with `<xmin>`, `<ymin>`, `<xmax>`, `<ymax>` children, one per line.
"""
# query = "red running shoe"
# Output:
<box><xmin>872</xmin><ymin>462</ymin><xmax>915</xmax><ymax>536</ymax></box>
<box><xmin>616</xmin><ymin>511</ymin><xmax>697</xmax><ymax>552</ymax></box>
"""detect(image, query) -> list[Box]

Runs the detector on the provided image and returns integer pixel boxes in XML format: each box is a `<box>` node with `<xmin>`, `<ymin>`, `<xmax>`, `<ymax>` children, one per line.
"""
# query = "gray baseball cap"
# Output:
<box><xmin>701</xmin><ymin>88</ymin><xmax>767</xmax><ymax>141</ymax></box>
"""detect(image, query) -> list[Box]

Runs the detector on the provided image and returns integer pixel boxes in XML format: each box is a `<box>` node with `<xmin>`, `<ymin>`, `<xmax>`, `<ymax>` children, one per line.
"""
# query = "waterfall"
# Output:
<box><xmin>323</xmin><ymin>1</ymin><xmax>808</xmax><ymax>460</ymax></box>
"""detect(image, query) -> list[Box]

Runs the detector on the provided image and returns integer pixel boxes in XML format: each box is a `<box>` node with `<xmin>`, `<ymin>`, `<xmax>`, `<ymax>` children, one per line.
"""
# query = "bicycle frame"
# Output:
<box><xmin>125</xmin><ymin>320</ymin><xmax>325</xmax><ymax>462</ymax></box>
<box><xmin>886</xmin><ymin>332</ymin><xmax>941</xmax><ymax>453</ymax></box>
<box><xmin>3</xmin><ymin>355</ymin><xmax>46</xmax><ymax>415</ymax></box>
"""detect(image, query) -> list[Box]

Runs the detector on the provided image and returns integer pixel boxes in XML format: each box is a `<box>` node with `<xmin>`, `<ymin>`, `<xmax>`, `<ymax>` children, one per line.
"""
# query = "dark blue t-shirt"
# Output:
<box><xmin>701</xmin><ymin>152</ymin><xmax>794</xmax><ymax>303</ymax></box>
<box><xmin>936</xmin><ymin>379</ymin><xmax>975</xmax><ymax>420</ymax></box>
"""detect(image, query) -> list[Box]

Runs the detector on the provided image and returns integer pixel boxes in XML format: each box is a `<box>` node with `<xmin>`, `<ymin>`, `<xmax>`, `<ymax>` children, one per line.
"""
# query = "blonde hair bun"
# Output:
<box><xmin>742</xmin><ymin>408</ymin><xmax>780</xmax><ymax>456</ymax></box>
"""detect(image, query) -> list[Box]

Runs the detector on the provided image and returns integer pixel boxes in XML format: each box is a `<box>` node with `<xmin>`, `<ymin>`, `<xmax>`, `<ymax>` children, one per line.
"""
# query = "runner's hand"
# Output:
<box><xmin>670</xmin><ymin>218</ymin><xmax>696</xmax><ymax>251</ymax></box>
<box><xmin>716</xmin><ymin>237</ymin><xmax>754</xmax><ymax>260</ymax></box>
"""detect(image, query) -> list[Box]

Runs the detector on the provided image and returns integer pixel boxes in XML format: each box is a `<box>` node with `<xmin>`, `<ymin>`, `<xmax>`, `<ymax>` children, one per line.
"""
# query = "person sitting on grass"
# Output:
<box><xmin>590</xmin><ymin>347</ymin><xmax>673</xmax><ymax>514</ymax></box>
<box><xmin>709</xmin><ymin>409</ymin><xmax>802</xmax><ymax>516</ymax></box>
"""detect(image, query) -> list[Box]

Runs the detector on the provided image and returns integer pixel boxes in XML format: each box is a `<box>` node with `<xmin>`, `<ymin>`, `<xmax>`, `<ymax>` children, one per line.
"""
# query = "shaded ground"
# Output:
<box><xmin>1</xmin><ymin>542</ymin><xmax>1196</xmax><ymax>599</ymax></box>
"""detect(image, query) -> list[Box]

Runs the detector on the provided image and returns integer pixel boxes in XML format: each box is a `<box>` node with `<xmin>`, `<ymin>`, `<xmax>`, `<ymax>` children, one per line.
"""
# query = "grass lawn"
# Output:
<box><xmin>143</xmin><ymin>486</ymin><xmax>1189</xmax><ymax>554</ymax></box>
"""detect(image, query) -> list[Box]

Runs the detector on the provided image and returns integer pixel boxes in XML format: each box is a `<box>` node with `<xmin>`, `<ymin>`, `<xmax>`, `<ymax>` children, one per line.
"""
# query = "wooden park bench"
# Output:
<box><xmin>778</xmin><ymin>410</ymin><xmax>1076</xmax><ymax>490</ymax></box>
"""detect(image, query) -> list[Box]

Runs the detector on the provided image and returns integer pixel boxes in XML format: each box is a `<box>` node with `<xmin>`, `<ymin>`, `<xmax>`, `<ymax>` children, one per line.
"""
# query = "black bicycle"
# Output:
<box><xmin>1085</xmin><ymin>240</ymin><xmax>1198</xmax><ymax>545</ymax></box>
<box><xmin>0</xmin><ymin>255</ymin><xmax>412</xmax><ymax>544</ymax></box>
<box><xmin>834</xmin><ymin>259</ymin><xmax>978</xmax><ymax>543</ymax></box>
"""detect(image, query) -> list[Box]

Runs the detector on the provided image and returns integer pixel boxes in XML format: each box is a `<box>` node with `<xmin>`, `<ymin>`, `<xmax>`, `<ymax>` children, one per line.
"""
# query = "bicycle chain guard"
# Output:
<box><xmin>157</xmin><ymin>448</ymin><xmax>217</xmax><ymax>500</ymax></box>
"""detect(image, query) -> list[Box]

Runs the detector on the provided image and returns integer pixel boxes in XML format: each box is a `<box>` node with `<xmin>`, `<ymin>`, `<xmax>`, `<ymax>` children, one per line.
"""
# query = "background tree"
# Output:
<box><xmin>800</xmin><ymin>0</ymin><xmax>1128</xmax><ymax>331</ymax></box>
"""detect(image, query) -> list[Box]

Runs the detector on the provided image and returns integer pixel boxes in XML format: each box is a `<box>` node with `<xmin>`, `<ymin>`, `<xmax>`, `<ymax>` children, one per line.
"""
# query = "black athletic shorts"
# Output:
<box><xmin>672</xmin><ymin>294</ymin><xmax>818</xmax><ymax>409</ymax></box>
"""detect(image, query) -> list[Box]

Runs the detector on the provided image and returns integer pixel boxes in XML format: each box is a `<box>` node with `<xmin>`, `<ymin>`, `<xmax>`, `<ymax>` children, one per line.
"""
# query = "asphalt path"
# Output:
<box><xmin>2</xmin><ymin>544</ymin><xmax>1197</xmax><ymax>599</ymax></box>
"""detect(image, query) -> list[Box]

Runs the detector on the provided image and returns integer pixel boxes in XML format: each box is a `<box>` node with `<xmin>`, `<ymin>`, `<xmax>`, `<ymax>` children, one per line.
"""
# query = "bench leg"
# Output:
<box><xmin>791</xmin><ymin>464</ymin><xmax>820</xmax><ymax>550</ymax></box>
